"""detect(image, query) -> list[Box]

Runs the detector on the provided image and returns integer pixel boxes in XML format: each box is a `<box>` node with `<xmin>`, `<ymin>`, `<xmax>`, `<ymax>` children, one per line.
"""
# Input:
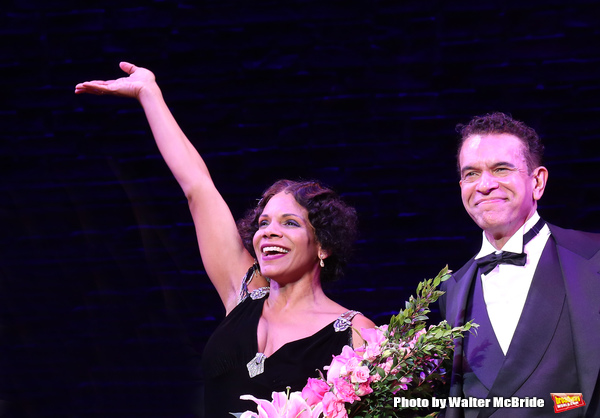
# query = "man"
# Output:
<box><xmin>439</xmin><ymin>112</ymin><xmax>600</xmax><ymax>417</ymax></box>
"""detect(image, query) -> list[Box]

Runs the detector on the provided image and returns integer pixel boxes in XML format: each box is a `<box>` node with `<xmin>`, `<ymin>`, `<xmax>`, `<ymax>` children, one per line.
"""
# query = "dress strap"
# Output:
<box><xmin>238</xmin><ymin>263</ymin><xmax>270</xmax><ymax>304</ymax></box>
<box><xmin>333</xmin><ymin>310</ymin><xmax>361</xmax><ymax>332</ymax></box>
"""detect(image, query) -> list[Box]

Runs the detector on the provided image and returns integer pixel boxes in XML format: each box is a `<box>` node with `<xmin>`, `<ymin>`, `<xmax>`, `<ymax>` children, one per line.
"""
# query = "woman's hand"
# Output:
<box><xmin>74</xmin><ymin>62</ymin><xmax>156</xmax><ymax>100</ymax></box>
<box><xmin>75</xmin><ymin>60</ymin><xmax>255</xmax><ymax>312</ymax></box>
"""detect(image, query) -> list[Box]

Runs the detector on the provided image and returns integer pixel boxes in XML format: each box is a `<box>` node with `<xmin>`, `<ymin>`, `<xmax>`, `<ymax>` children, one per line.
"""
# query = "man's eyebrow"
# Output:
<box><xmin>460</xmin><ymin>161</ymin><xmax>517</xmax><ymax>175</ymax></box>
<box><xmin>460</xmin><ymin>164</ymin><xmax>478</xmax><ymax>175</ymax></box>
<box><xmin>490</xmin><ymin>161</ymin><xmax>517</xmax><ymax>168</ymax></box>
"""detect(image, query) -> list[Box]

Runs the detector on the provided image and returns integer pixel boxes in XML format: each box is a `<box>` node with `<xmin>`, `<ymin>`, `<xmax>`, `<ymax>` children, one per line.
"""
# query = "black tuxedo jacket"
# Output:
<box><xmin>439</xmin><ymin>224</ymin><xmax>600</xmax><ymax>417</ymax></box>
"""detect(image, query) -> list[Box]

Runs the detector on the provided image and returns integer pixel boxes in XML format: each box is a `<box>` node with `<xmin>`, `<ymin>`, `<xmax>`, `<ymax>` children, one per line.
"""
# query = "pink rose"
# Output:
<box><xmin>325</xmin><ymin>345</ymin><xmax>361</xmax><ymax>382</ymax></box>
<box><xmin>322</xmin><ymin>391</ymin><xmax>348</xmax><ymax>418</ymax></box>
<box><xmin>302</xmin><ymin>378</ymin><xmax>330</xmax><ymax>406</ymax></box>
<box><xmin>350</xmin><ymin>365</ymin><xmax>370</xmax><ymax>383</ymax></box>
<box><xmin>326</xmin><ymin>356</ymin><xmax>347</xmax><ymax>382</ymax></box>
<box><xmin>359</xmin><ymin>326</ymin><xmax>387</xmax><ymax>361</ymax></box>
<box><xmin>344</xmin><ymin>356</ymin><xmax>361</xmax><ymax>373</ymax></box>
<box><xmin>360</xmin><ymin>326</ymin><xmax>387</xmax><ymax>348</ymax></box>
<box><xmin>381</xmin><ymin>357</ymin><xmax>394</xmax><ymax>374</ymax></box>
<box><xmin>362</xmin><ymin>344</ymin><xmax>381</xmax><ymax>361</ymax></box>
<box><xmin>409</xmin><ymin>328</ymin><xmax>426</xmax><ymax>347</ymax></box>
<box><xmin>331</xmin><ymin>378</ymin><xmax>360</xmax><ymax>404</ymax></box>
<box><xmin>356</xmin><ymin>381</ymin><xmax>373</xmax><ymax>397</ymax></box>
<box><xmin>369</xmin><ymin>371</ymin><xmax>382</xmax><ymax>383</ymax></box>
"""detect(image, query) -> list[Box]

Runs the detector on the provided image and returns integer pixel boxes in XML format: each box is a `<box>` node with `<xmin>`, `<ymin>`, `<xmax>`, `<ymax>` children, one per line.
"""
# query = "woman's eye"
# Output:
<box><xmin>258</xmin><ymin>220</ymin><xmax>269</xmax><ymax>227</ymax></box>
<box><xmin>285</xmin><ymin>220</ymin><xmax>300</xmax><ymax>227</ymax></box>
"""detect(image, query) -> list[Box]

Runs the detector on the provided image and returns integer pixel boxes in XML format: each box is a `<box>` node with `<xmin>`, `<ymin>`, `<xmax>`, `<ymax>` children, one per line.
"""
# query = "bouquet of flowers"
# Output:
<box><xmin>238</xmin><ymin>266</ymin><xmax>476</xmax><ymax>418</ymax></box>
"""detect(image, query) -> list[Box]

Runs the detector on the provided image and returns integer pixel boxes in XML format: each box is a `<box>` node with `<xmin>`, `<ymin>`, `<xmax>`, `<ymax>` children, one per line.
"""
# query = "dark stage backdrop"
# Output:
<box><xmin>2</xmin><ymin>1</ymin><xmax>600</xmax><ymax>417</ymax></box>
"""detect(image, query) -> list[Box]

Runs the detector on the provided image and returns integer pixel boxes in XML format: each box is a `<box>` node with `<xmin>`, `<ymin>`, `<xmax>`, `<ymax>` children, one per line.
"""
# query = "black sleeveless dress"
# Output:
<box><xmin>201</xmin><ymin>287</ymin><xmax>359</xmax><ymax>417</ymax></box>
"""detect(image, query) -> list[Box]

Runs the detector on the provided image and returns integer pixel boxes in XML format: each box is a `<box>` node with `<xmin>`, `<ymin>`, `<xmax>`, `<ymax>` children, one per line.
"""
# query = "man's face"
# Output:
<box><xmin>459</xmin><ymin>133</ymin><xmax>546</xmax><ymax>247</ymax></box>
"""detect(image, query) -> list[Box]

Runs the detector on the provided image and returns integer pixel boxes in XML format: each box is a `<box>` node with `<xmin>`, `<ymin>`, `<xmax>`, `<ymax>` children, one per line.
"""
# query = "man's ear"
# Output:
<box><xmin>532</xmin><ymin>166</ymin><xmax>548</xmax><ymax>201</ymax></box>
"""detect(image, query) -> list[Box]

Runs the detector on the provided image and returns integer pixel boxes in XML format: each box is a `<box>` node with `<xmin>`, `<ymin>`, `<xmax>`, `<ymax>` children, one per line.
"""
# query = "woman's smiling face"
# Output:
<box><xmin>252</xmin><ymin>192</ymin><xmax>322</xmax><ymax>283</ymax></box>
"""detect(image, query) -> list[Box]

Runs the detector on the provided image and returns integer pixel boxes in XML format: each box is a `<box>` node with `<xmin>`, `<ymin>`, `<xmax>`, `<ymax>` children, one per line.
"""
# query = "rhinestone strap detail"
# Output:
<box><xmin>333</xmin><ymin>310</ymin><xmax>360</xmax><ymax>332</ymax></box>
<box><xmin>249</xmin><ymin>286</ymin><xmax>270</xmax><ymax>300</ymax></box>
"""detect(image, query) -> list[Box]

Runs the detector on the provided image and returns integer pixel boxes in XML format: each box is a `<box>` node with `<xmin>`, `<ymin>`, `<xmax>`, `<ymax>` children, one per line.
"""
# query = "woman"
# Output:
<box><xmin>75</xmin><ymin>62</ymin><xmax>375</xmax><ymax>416</ymax></box>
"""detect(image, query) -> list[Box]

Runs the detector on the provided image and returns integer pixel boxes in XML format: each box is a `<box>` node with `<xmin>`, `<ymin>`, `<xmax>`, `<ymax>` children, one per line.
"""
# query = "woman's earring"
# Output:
<box><xmin>319</xmin><ymin>255</ymin><xmax>325</xmax><ymax>268</ymax></box>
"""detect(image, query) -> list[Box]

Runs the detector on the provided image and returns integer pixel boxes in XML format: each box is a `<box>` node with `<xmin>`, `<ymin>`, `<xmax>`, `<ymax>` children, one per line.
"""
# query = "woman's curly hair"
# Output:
<box><xmin>237</xmin><ymin>179</ymin><xmax>358</xmax><ymax>283</ymax></box>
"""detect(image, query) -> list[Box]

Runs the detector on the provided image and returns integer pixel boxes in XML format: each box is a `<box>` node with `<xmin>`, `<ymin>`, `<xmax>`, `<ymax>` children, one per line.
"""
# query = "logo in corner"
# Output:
<box><xmin>551</xmin><ymin>393</ymin><xmax>585</xmax><ymax>413</ymax></box>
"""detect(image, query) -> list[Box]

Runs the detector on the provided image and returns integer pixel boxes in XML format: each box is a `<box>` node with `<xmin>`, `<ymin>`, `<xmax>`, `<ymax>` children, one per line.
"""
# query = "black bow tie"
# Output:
<box><xmin>476</xmin><ymin>251</ymin><xmax>526</xmax><ymax>275</ymax></box>
<box><xmin>475</xmin><ymin>218</ymin><xmax>546</xmax><ymax>275</ymax></box>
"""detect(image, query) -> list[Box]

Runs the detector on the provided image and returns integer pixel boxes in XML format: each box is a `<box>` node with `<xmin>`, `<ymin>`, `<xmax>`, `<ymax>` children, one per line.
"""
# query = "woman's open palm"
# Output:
<box><xmin>74</xmin><ymin>62</ymin><xmax>155</xmax><ymax>99</ymax></box>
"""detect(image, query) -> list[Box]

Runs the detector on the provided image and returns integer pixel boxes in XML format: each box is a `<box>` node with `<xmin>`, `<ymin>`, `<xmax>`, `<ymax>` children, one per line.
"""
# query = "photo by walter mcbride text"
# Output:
<box><xmin>393</xmin><ymin>396</ymin><xmax>545</xmax><ymax>410</ymax></box>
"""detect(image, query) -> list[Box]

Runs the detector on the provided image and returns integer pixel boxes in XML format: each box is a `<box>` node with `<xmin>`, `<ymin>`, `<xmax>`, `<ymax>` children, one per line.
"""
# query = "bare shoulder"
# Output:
<box><xmin>350</xmin><ymin>313</ymin><xmax>376</xmax><ymax>348</ymax></box>
<box><xmin>351</xmin><ymin>313</ymin><xmax>376</xmax><ymax>330</ymax></box>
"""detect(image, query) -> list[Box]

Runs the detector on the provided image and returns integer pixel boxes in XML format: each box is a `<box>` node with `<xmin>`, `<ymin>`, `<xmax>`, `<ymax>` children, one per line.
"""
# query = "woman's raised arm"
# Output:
<box><xmin>75</xmin><ymin>62</ymin><xmax>259</xmax><ymax>313</ymax></box>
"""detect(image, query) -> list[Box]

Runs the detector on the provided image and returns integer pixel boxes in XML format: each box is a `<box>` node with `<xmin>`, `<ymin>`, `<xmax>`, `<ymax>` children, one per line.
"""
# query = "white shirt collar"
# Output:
<box><xmin>476</xmin><ymin>212</ymin><xmax>541</xmax><ymax>259</ymax></box>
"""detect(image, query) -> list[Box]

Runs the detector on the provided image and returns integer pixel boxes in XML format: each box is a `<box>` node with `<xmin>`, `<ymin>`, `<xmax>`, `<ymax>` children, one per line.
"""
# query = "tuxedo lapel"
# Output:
<box><xmin>446</xmin><ymin>259</ymin><xmax>479</xmax><ymax>328</ymax></box>
<box><xmin>463</xmin><ymin>274</ymin><xmax>505</xmax><ymax>391</ymax></box>
<box><xmin>444</xmin><ymin>259</ymin><xmax>479</xmax><ymax>405</ymax></box>
<box><xmin>556</xmin><ymin>241</ymin><xmax>600</xmax><ymax>415</ymax></box>
<box><xmin>482</xmin><ymin>239</ymin><xmax>565</xmax><ymax>416</ymax></box>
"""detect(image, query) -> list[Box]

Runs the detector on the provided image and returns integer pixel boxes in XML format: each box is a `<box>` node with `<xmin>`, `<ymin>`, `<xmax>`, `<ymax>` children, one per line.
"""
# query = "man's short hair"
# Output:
<box><xmin>456</xmin><ymin>111</ymin><xmax>545</xmax><ymax>173</ymax></box>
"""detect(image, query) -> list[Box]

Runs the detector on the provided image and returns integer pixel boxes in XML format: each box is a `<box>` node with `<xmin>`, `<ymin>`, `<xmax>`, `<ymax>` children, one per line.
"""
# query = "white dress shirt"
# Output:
<box><xmin>474</xmin><ymin>212</ymin><xmax>551</xmax><ymax>354</ymax></box>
